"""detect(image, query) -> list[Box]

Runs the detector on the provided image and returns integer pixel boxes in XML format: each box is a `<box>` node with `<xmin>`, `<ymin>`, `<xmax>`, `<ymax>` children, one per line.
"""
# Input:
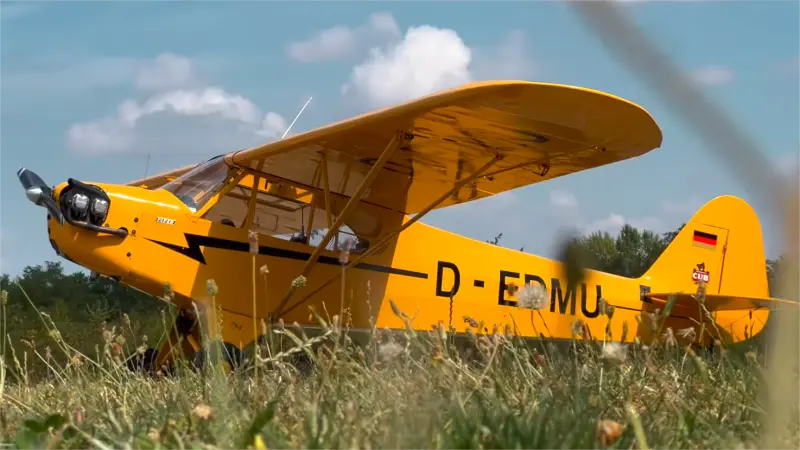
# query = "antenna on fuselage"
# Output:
<box><xmin>282</xmin><ymin>96</ymin><xmax>313</xmax><ymax>139</ymax></box>
<box><xmin>143</xmin><ymin>153</ymin><xmax>151</xmax><ymax>179</ymax></box>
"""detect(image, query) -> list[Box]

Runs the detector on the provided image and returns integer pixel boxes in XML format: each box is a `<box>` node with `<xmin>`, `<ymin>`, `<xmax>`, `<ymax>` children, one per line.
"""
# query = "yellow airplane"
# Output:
<box><xmin>17</xmin><ymin>81</ymin><xmax>795</xmax><ymax>372</ymax></box>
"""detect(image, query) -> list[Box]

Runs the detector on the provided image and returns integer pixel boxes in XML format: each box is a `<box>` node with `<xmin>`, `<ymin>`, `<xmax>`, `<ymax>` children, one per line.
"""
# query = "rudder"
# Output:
<box><xmin>640</xmin><ymin>195</ymin><xmax>769</xmax><ymax>299</ymax></box>
<box><xmin>639</xmin><ymin>195</ymin><xmax>776</xmax><ymax>344</ymax></box>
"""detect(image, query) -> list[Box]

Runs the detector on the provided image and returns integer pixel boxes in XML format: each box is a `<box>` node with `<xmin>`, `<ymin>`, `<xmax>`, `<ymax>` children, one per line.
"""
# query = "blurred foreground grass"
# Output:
<box><xmin>2</xmin><ymin>291</ymin><xmax>798</xmax><ymax>450</ymax></box>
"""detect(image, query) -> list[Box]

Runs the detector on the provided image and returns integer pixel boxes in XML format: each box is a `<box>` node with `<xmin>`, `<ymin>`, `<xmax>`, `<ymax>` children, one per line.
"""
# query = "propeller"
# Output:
<box><xmin>17</xmin><ymin>167</ymin><xmax>65</xmax><ymax>225</ymax></box>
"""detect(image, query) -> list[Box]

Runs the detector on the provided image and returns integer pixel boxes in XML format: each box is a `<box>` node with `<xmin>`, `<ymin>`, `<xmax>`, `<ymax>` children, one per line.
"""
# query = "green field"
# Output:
<box><xmin>2</xmin><ymin>276</ymin><xmax>798</xmax><ymax>449</ymax></box>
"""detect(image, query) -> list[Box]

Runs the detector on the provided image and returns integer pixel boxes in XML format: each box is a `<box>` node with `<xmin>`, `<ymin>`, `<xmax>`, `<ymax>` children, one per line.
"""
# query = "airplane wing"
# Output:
<box><xmin>646</xmin><ymin>292</ymin><xmax>799</xmax><ymax>312</ymax></box>
<box><xmin>225</xmin><ymin>81</ymin><xmax>663</xmax><ymax>215</ymax></box>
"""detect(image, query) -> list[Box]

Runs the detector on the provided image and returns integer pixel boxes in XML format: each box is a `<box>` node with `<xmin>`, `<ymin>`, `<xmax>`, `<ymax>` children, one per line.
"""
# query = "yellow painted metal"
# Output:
<box><xmin>39</xmin><ymin>81</ymin><xmax>790</xmax><ymax>367</ymax></box>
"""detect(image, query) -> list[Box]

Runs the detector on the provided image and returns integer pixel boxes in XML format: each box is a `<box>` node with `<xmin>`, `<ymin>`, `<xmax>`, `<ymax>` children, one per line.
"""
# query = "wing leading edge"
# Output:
<box><xmin>127</xmin><ymin>81</ymin><xmax>663</xmax><ymax>214</ymax></box>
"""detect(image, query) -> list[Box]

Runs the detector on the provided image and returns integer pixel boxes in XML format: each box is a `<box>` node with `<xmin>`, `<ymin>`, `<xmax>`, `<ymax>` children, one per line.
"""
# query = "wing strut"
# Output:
<box><xmin>320</xmin><ymin>153</ymin><xmax>336</xmax><ymax>249</ymax></box>
<box><xmin>270</xmin><ymin>131</ymin><xmax>412</xmax><ymax>318</ymax></box>
<box><xmin>271</xmin><ymin>152</ymin><xmax>504</xmax><ymax>321</ymax></box>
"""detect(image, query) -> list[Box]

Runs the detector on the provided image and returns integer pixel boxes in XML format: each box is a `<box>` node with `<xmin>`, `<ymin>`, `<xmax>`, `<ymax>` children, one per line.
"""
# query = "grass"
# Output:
<box><xmin>2</xmin><ymin>282</ymin><xmax>798</xmax><ymax>450</ymax></box>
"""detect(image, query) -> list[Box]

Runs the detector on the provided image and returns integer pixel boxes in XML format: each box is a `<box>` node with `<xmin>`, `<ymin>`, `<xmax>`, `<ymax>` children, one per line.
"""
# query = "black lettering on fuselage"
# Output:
<box><xmin>583</xmin><ymin>285</ymin><xmax>601</xmax><ymax>318</ymax></box>
<box><xmin>436</xmin><ymin>261</ymin><xmax>461</xmax><ymax>297</ymax></box>
<box><xmin>495</xmin><ymin>271</ymin><xmax>603</xmax><ymax>318</ymax></box>
<box><xmin>549</xmin><ymin>279</ymin><xmax>603</xmax><ymax>318</ymax></box>
<box><xmin>498</xmin><ymin>270</ymin><xmax>520</xmax><ymax>306</ymax></box>
<box><xmin>550</xmin><ymin>278</ymin><xmax>578</xmax><ymax>316</ymax></box>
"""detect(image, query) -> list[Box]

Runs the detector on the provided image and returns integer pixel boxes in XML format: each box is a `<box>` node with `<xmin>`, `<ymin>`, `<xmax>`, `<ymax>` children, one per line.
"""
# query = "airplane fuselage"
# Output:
<box><xmin>44</xmin><ymin>179</ymin><xmax>765</xmax><ymax>356</ymax></box>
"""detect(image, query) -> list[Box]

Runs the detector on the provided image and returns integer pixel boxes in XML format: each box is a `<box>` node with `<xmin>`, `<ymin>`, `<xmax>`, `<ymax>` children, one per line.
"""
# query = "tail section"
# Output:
<box><xmin>641</xmin><ymin>194</ymin><xmax>769</xmax><ymax>299</ymax></box>
<box><xmin>639</xmin><ymin>195</ymin><xmax>779</xmax><ymax>344</ymax></box>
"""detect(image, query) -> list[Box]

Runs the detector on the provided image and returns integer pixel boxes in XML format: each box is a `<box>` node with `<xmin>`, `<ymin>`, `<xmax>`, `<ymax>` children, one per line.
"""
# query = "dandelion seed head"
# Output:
<box><xmin>206</xmin><ymin>279</ymin><xmax>218</xmax><ymax>297</ymax></box>
<box><xmin>378</xmin><ymin>341</ymin><xmax>404</xmax><ymax>361</ymax></box>
<box><xmin>517</xmin><ymin>283</ymin><xmax>549</xmax><ymax>310</ymax></box>
<box><xmin>602</xmin><ymin>342</ymin><xmax>627</xmax><ymax>365</ymax></box>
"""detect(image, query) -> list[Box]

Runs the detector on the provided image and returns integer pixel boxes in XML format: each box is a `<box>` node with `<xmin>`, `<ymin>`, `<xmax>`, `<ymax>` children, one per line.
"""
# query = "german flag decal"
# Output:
<box><xmin>692</xmin><ymin>230</ymin><xmax>718</xmax><ymax>250</ymax></box>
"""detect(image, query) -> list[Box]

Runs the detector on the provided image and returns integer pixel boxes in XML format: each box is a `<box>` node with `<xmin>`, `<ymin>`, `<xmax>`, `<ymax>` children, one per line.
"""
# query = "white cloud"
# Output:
<box><xmin>66</xmin><ymin>54</ymin><xmax>287</xmax><ymax>155</ymax></box>
<box><xmin>689</xmin><ymin>65</ymin><xmax>734</xmax><ymax>86</ymax></box>
<box><xmin>662</xmin><ymin>196</ymin><xmax>704</xmax><ymax>216</ymax></box>
<box><xmin>583</xmin><ymin>213</ymin><xmax>627</xmax><ymax>235</ymax></box>
<box><xmin>471</xmin><ymin>30</ymin><xmax>534</xmax><ymax>81</ymax></box>
<box><xmin>547</xmin><ymin>190</ymin><xmax>691</xmax><ymax>237</ymax></box>
<box><xmin>343</xmin><ymin>25</ymin><xmax>473</xmax><ymax>108</ymax></box>
<box><xmin>286</xmin><ymin>12</ymin><xmax>400</xmax><ymax>63</ymax></box>
<box><xmin>340</xmin><ymin>15</ymin><xmax>535</xmax><ymax>108</ymax></box>
<box><xmin>549</xmin><ymin>190</ymin><xmax>579</xmax><ymax>209</ymax></box>
<box><xmin>135</xmin><ymin>53</ymin><xmax>196</xmax><ymax>91</ymax></box>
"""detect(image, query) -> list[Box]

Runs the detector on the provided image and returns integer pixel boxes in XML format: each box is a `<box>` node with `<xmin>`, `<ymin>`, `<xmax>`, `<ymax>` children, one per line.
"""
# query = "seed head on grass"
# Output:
<box><xmin>163</xmin><ymin>282</ymin><xmax>175</xmax><ymax>303</ymax></box>
<box><xmin>206</xmin><ymin>279</ymin><xmax>218</xmax><ymax>297</ymax></box>
<box><xmin>517</xmin><ymin>283</ymin><xmax>548</xmax><ymax>310</ymax></box>
<box><xmin>192</xmin><ymin>404</ymin><xmax>213</xmax><ymax>421</ymax></box>
<box><xmin>572</xmin><ymin>319</ymin><xmax>585</xmax><ymax>338</ymax></box>
<box><xmin>291</xmin><ymin>275</ymin><xmax>307</xmax><ymax>289</ymax></box>
<box><xmin>677</xmin><ymin>326</ymin><xmax>696</xmax><ymax>342</ymax></box>
<box><xmin>596</xmin><ymin>419</ymin><xmax>624</xmax><ymax>447</ymax></box>
<box><xmin>379</xmin><ymin>341</ymin><xmax>404</xmax><ymax>361</ymax></box>
<box><xmin>249</xmin><ymin>229</ymin><xmax>259</xmax><ymax>255</ymax></box>
<box><xmin>339</xmin><ymin>238</ymin><xmax>354</xmax><ymax>265</ymax></box>
<box><xmin>662</xmin><ymin>327</ymin><xmax>677</xmax><ymax>349</ymax></box>
<box><xmin>602</xmin><ymin>342</ymin><xmax>627</xmax><ymax>365</ymax></box>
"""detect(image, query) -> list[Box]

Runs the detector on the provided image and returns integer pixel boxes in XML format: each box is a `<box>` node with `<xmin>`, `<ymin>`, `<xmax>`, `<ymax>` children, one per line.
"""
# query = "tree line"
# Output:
<box><xmin>487</xmin><ymin>223</ymin><xmax>786</xmax><ymax>296</ymax></box>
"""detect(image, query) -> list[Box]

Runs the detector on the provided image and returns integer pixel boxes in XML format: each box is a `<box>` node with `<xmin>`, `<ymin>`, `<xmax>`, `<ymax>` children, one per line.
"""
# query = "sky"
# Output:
<box><xmin>1</xmin><ymin>0</ymin><xmax>798</xmax><ymax>277</ymax></box>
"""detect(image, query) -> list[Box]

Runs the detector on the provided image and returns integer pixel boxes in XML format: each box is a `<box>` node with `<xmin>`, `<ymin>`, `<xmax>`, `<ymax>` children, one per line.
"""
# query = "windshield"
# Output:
<box><xmin>160</xmin><ymin>156</ymin><xmax>236</xmax><ymax>212</ymax></box>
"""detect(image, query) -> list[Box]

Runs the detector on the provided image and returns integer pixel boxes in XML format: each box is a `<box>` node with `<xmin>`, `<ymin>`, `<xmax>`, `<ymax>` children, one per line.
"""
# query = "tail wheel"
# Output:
<box><xmin>191</xmin><ymin>342</ymin><xmax>244</xmax><ymax>375</ymax></box>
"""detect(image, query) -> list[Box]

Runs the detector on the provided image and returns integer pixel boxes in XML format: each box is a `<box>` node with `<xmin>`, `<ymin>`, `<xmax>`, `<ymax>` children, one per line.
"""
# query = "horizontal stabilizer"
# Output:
<box><xmin>647</xmin><ymin>292</ymin><xmax>799</xmax><ymax>312</ymax></box>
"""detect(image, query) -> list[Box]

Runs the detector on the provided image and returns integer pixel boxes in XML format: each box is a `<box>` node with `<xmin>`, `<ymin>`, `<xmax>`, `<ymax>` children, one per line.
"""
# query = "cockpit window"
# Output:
<box><xmin>160</xmin><ymin>156</ymin><xmax>237</xmax><ymax>213</ymax></box>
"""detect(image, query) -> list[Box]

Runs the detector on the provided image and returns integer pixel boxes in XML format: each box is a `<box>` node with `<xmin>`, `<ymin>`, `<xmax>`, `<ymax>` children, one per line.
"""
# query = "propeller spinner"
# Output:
<box><xmin>17</xmin><ymin>167</ymin><xmax>65</xmax><ymax>225</ymax></box>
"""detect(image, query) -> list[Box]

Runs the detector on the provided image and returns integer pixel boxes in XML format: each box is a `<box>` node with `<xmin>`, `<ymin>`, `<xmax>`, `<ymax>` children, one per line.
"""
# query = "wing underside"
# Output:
<box><xmin>229</xmin><ymin>81</ymin><xmax>663</xmax><ymax>215</ymax></box>
<box><xmin>124</xmin><ymin>82</ymin><xmax>663</xmax><ymax>214</ymax></box>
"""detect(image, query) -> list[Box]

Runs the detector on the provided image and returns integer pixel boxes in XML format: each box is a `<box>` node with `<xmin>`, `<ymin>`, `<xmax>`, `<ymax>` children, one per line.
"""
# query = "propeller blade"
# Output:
<box><xmin>17</xmin><ymin>167</ymin><xmax>65</xmax><ymax>225</ymax></box>
<box><xmin>17</xmin><ymin>167</ymin><xmax>50</xmax><ymax>193</ymax></box>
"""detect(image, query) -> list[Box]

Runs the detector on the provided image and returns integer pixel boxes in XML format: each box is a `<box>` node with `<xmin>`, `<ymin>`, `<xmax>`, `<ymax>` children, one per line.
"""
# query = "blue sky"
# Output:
<box><xmin>1</xmin><ymin>0</ymin><xmax>798</xmax><ymax>277</ymax></box>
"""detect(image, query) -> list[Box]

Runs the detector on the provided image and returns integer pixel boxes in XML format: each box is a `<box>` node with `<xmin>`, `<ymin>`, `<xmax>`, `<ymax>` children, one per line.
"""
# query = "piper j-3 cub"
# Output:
<box><xmin>17</xmin><ymin>81</ymin><xmax>795</xmax><ymax>372</ymax></box>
